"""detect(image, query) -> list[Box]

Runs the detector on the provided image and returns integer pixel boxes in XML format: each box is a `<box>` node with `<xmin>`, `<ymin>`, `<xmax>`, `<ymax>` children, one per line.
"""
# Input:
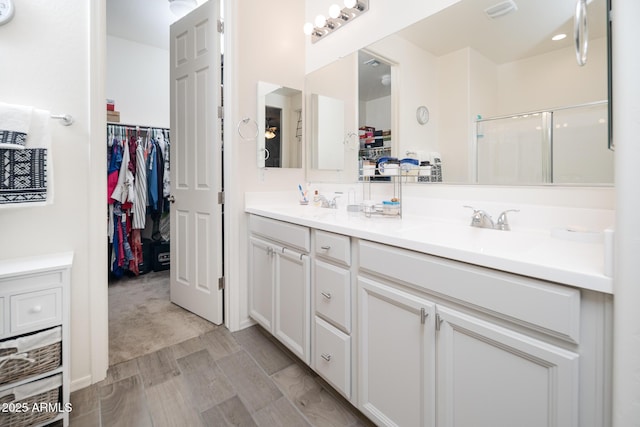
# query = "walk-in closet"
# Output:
<box><xmin>105</xmin><ymin>0</ymin><xmax>215</xmax><ymax>367</ymax></box>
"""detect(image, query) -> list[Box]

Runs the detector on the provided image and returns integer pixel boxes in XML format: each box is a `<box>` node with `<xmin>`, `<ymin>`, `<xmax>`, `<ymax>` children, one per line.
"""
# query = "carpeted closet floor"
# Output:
<box><xmin>108</xmin><ymin>270</ymin><xmax>217</xmax><ymax>366</ymax></box>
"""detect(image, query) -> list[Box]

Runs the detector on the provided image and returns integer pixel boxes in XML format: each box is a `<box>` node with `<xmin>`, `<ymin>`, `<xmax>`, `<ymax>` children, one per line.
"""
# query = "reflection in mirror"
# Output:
<box><xmin>477</xmin><ymin>101</ymin><xmax>612</xmax><ymax>184</ymax></box>
<box><xmin>311</xmin><ymin>94</ymin><xmax>345</xmax><ymax>170</ymax></box>
<box><xmin>257</xmin><ymin>82</ymin><xmax>303</xmax><ymax>168</ymax></box>
<box><xmin>346</xmin><ymin>0</ymin><xmax>611</xmax><ymax>185</ymax></box>
<box><xmin>358</xmin><ymin>51</ymin><xmax>393</xmax><ymax>178</ymax></box>
<box><xmin>305</xmin><ymin>53</ymin><xmax>358</xmax><ymax>182</ymax></box>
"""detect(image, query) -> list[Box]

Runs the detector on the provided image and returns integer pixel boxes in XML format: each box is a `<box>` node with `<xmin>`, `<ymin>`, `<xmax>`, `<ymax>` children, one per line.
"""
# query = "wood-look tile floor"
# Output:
<box><xmin>70</xmin><ymin>325</ymin><xmax>375</xmax><ymax>427</ymax></box>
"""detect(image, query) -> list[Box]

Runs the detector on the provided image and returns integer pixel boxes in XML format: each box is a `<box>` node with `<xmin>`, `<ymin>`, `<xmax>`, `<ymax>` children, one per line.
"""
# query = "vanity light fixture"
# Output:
<box><xmin>303</xmin><ymin>0</ymin><xmax>369</xmax><ymax>43</ymax></box>
<box><xmin>265</xmin><ymin>119</ymin><xmax>277</xmax><ymax>140</ymax></box>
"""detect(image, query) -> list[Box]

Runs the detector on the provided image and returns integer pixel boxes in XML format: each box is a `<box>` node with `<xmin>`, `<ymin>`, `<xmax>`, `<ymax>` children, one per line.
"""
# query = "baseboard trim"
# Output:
<box><xmin>71</xmin><ymin>375</ymin><xmax>93</xmax><ymax>392</ymax></box>
<box><xmin>238</xmin><ymin>317</ymin><xmax>256</xmax><ymax>331</ymax></box>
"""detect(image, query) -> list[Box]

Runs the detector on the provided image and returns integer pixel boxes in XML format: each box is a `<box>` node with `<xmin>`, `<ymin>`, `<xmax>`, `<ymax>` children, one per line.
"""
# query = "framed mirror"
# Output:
<box><xmin>257</xmin><ymin>82</ymin><xmax>303</xmax><ymax>169</ymax></box>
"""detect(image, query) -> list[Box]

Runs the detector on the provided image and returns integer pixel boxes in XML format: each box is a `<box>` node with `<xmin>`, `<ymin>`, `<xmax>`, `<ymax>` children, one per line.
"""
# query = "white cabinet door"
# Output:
<box><xmin>275</xmin><ymin>249</ymin><xmax>310</xmax><ymax>364</ymax></box>
<box><xmin>358</xmin><ymin>277</ymin><xmax>436</xmax><ymax>427</ymax></box>
<box><xmin>436</xmin><ymin>305</ymin><xmax>579</xmax><ymax>427</ymax></box>
<box><xmin>248</xmin><ymin>237</ymin><xmax>276</xmax><ymax>331</ymax></box>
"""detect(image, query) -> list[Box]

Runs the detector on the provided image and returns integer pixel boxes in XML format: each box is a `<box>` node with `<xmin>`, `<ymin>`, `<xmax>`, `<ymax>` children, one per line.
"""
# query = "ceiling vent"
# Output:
<box><xmin>484</xmin><ymin>0</ymin><xmax>518</xmax><ymax>19</ymax></box>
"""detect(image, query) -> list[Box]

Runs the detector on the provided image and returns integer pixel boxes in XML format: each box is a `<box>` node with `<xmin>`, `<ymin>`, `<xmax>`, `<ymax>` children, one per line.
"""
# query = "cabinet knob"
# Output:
<box><xmin>321</xmin><ymin>353</ymin><xmax>332</xmax><ymax>362</ymax></box>
<box><xmin>30</xmin><ymin>305</ymin><xmax>42</xmax><ymax>314</ymax></box>
<box><xmin>320</xmin><ymin>245</ymin><xmax>331</xmax><ymax>250</ymax></box>
<box><xmin>321</xmin><ymin>292</ymin><xmax>332</xmax><ymax>300</ymax></box>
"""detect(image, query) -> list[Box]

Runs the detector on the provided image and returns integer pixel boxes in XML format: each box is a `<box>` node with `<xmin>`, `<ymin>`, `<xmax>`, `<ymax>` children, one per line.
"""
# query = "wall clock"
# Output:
<box><xmin>0</xmin><ymin>0</ymin><xmax>14</xmax><ymax>26</ymax></box>
<box><xmin>416</xmin><ymin>105</ymin><xmax>429</xmax><ymax>125</ymax></box>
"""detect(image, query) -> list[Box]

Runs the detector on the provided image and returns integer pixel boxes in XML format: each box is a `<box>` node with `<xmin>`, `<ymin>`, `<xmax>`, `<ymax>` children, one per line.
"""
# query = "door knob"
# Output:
<box><xmin>169</xmin><ymin>195</ymin><xmax>175</xmax><ymax>204</ymax></box>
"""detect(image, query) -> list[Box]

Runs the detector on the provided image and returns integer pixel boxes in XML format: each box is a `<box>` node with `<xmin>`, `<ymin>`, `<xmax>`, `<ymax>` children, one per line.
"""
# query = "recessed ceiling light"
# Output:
<box><xmin>552</xmin><ymin>33</ymin><xmax>567</xmax><ymax>41</ymax></box>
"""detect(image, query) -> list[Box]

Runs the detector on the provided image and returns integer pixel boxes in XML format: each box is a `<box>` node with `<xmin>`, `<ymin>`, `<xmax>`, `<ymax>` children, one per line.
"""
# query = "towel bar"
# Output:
<box><xmin>50</xmin><ymin>114</ymin><xmax>74</xmax><ymax>126</ymax></box>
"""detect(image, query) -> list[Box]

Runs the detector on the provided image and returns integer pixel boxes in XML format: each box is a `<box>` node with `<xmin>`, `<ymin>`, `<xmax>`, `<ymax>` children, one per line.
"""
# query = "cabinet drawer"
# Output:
<box><xmin>359</xmin><ymin>240</ymin><xmax>581</xmax><ymax>343</ymax></box>
<box><xmin>314</xmin><ymin>260</ymin><xmax>351</xmax><ymax>333</ymax></box>
<box><xmin>10</xmin><ymin>288</ymin><xmax>62</xmax><ymax>334</ymax></box>
<box><xmin>314</xmin><ymin>316</ymin><xmax>351</xmax><ymax>399</ymax></box>
<box><xmin>249</xmin><ymin>215</ymin><xmax>310</xmax><ymax>252</ymax></box>
<box><xmin>314</xmin><ymin>230</ymin><xmax>351</xmax><ymax>266</ymax></box>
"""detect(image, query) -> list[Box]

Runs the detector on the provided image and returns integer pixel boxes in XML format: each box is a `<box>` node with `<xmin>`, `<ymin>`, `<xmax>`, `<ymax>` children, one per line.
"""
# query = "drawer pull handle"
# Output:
<box><xmin>321</xmin><ymin>353</ymin><xmax>332</xmax><ymax>362</ymax></box>
<box><xmin>321</xmin><ymin>292</ymin><xmax>332</xmax><ymax>300</ymax></box>
<box><xmin>320</xmin><ymin>245</ymin><xmax>331</xmax><ymax>250</ymax></box>
<box><xmin>30</xmin><ymin>305</ymin><xmax>43</xmax><ymax>314</ymax></box>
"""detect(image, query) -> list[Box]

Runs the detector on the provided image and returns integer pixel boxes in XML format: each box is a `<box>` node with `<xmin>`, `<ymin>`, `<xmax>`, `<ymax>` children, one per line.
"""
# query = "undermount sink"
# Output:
<box><xmin>395</xmin><ymin>221</ymin><xmax>546</xmax><ymax>256</ymax></box>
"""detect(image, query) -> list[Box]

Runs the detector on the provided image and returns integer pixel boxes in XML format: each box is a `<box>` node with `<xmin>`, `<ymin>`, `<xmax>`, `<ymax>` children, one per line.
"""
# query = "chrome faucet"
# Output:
<box><xmin>317</xmin><ymin>195</ymin><xmax>340</xmax><ymax>209</ymax></box>
<box><xmin>464</xmin><ymin>206</ymin><xmax>495</xmax><ymax>229</ymax></box>
<box><xmin>464</xmin><ymin>206</ymin><xmax>519</xmax><ymax>231</ymax></box>
<box><xmin>495</xmin><ymin>209</ymin><xmax>520</xmax><ymax>231</ymax></box>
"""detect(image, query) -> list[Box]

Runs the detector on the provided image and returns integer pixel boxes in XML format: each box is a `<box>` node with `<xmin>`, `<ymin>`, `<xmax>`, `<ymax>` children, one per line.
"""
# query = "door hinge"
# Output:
<box><xmin>217</xmin><ymin>106</ymin><xmax>224</xmax><ymax>119</ymax></box>
<box><xmin>218</xmin><ymin>276</ymin><xmax>225</xmax><ymax>290</ymax></box>
<box><xmin>217</xmin><ymin>19</ymin><xmax>224</xmax><ymax>33</ymax></box>
<box><xmin>218</xmin><ymin>191</ymin><xmax>225</xmax><ymax>205</ymax></box>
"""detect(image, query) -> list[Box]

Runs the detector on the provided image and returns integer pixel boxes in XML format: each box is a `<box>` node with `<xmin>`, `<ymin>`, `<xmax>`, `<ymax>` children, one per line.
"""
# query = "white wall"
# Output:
<box><xmin>364</xmin><ymin>96</ymin><xmax>391</xmax><ymax>130</ymax></box>
<box><xmin>0</xmin><ymin>0</ymin><xmax>106</xmax><ymax>390</ymax></box>
<box><xmin>106</xmin><ymin>36</ymin><xmax>170</xmax><ymax>127</ymax></box>
<box><xmin>497</xmin><ymin>38</ymin><xmax>608</xmax><ymax>115</ymax></box>
<box><xmin>612</xmin><ymin>1</ymin><xmax>640</xmax><ymax>425</ymax></box>
<box><xmin>225</xmin><ymin>0</ymin><xmax>307</xmax><ymax>331</ymax></box>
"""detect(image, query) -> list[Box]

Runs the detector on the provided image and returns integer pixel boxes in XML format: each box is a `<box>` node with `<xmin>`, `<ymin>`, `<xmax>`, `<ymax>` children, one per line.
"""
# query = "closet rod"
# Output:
<box><xmin>107</xmin><ymin>121</ymin><xmax>170</xmax><ymax>131</ymax></box>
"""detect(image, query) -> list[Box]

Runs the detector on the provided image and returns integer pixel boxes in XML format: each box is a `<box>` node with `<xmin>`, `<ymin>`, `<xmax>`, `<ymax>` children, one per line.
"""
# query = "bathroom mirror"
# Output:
<box><xmin>308</xmin><ymin>0</ymin><xmax>612</xmax><ymax>185</ymax></box>
<box><xmin>257</xmin><ymin>82</ymin><xmax>303</xmax><ymax>169</ymax></box>
<box><xmin>305</xmin><ymin>53</ymin><xmax>359</xmax><ymax>182</ymax></box>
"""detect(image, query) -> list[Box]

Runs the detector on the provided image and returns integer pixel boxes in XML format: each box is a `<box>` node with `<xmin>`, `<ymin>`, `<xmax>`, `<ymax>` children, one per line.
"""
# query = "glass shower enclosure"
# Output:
<box><xmin>475</xmin><ymin>101</ymin><xmax>612</xmax><ymax>185</ymax></box>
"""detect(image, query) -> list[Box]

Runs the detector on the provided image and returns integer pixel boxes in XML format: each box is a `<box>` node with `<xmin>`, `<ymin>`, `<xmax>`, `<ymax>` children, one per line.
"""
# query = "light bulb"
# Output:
<box><xmin>315</xmin><ymin>14</ymin><xmax>327</xmax><ymax>27</ymax></box>
<box><xmin>344</xmin><ymin>0</ymin><xmax>357</xmax><ymax>8</ymax></box>
<box><xmin>329</xmin><ymin>4</ymin><xmax>341</xmax><ymax>19</ymax></box>
<box><xmin>303</xmin><ymin>22</ymin><xmax>314</xmax><ymax>35</ymax></box>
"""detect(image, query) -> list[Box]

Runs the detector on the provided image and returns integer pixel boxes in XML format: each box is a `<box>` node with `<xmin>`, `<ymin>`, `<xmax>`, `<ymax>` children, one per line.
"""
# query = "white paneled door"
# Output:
<box><xmin>169</xmin><ymin>0</ymin><xmax>223</xmax><ymax>324</ymax></box>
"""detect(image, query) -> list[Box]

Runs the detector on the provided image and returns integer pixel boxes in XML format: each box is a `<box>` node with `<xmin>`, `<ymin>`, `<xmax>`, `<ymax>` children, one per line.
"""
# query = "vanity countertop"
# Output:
<box><xmin>245</xmin><ymin>204</ymin><xmax>613</xmax><ymax>294</ymax></box>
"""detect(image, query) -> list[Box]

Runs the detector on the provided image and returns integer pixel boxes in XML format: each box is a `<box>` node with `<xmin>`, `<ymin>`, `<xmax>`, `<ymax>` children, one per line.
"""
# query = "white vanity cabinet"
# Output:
<box><xmin>357</xmin><ymin>239</ymin><xmax>602</xmax><ymax>427</ymax></box>
<box><xmin>248</xmin><ymin>215</ymin><xmax>311</xmax><ymax>364</ymax></box>
<box><xmin>435</xmin><ymin>305</ymin><xmax>579</xmax><ymax>427</ymax></box>
<box><xmin>358</xmin><ymin>276</ymin><xmax>437</xmax><ymax>427</ymax></box>
<box><xmin>245</xmin><ymin>207</ymin><xmax>611</xmax><ymax>427</ymax></box>
<box><xmin>312</xmin><ymin>230</ymin><xmax>353</xmax><ymax>399</ymax></box>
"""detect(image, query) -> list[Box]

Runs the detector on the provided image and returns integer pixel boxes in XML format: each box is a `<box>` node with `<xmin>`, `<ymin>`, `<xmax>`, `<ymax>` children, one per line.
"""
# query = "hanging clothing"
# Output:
<box><xmin>107</xmin><ymin>141</ymin><xmax>122</xmax><ymax>204</ymax></box>
<box><xmin>107</xmin><ymin>124</ymin><xmax>170</xmax><ymax>277</ymax></box>
<box><xmin>111</xmin><ymin>139</ymin><xmax>134</xmax><ymax>205</ymax></box>
<box><xmin>132</xmin><ymin>137</ymin><xmax>147</xmax><ymax>229</ymax></box>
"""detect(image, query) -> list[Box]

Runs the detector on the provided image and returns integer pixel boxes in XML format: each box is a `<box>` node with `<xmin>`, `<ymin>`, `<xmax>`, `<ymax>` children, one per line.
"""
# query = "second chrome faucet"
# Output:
<box><xmin>464</xmin><ymin>206</ymin><xmax>519</xmax><ymax>231</ymax></box>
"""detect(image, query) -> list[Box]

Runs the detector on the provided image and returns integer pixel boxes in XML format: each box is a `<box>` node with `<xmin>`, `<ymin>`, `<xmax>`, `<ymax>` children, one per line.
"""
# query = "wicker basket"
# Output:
<box><xmin>0</xmin><ymin>327</ymin><xmax>62</xmax><ymax>387</ymax></box>
<box><xmin>0</xmin><ymin>374</ymin><xmax>62</xmax><ymax>427</ymax></box>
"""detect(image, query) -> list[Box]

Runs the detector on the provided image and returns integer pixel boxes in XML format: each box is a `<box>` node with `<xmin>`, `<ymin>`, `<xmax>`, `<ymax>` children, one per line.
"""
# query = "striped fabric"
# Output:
<box><xmin>132</xmin><ymin>140</ymin><xmax>147</xmax><ymax>229</ymax></box>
